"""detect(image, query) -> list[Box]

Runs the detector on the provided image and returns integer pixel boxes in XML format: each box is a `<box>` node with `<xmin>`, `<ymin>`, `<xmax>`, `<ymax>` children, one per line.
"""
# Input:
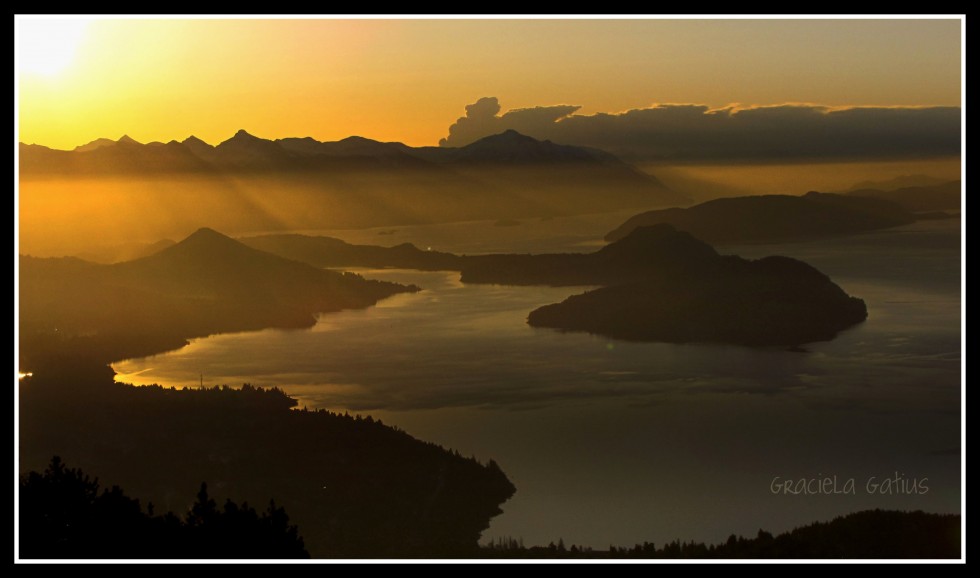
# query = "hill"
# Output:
<box><xmin>604</xmin><ymin>191</ymin><xmax>917</xmax><ymax>244</ymax></box>
<box><xmin>846</xmin><ymin>180</ymin><xmax>960</xmax><ymax>212</ymax></box>
<box><xmin>527</xmin><ymin>253</ymin><xmax>868</xmax><ymax>347</ymax></box>
<box><xmin>19</xmin><ymin>228</ymin><xmax>415</xmax><ymax>368</ymax></box>
<box><xmin>456</xmin><ymin>225</ymin><xmax>868</xmax><ymax>347</ymax></box>
<box><xmin>20</xmin><ymin>375</ymin><xmax>515</xmax><ymax>558</ymax></box>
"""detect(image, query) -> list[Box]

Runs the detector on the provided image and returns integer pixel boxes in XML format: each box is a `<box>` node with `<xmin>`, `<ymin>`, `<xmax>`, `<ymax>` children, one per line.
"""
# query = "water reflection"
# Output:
<box><xmin>113</xmin><ymin>218</ymin><xmax>961</xmax><ymax>548</ymax></box>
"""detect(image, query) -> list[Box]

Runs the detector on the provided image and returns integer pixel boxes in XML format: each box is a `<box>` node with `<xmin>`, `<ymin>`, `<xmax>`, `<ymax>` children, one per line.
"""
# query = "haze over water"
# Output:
<box><xmin>114</xmin><ymin>215</ymin><xmax>961</xmax><ymax>548</ymax></box>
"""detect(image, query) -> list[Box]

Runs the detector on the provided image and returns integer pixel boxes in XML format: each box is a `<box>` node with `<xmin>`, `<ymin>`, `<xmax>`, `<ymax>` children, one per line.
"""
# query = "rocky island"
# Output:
<box><xmin>460</xmin><ymin>224</ymin><xmax>868</xmax><ymax>347</ymax></box>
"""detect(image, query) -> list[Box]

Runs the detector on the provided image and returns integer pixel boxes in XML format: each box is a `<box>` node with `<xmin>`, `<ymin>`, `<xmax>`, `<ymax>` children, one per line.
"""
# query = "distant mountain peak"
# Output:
<box><xmin>182</xmin><ymin>135</ymin><xmax>209</xmax><ymax>146</ymax></box>
<box><xmin>214</xmin><ymin>129</ymin><xmax>264</xmax><ymax>147</ymax></box>
<box><xmin>500</xmin><ymin>129</ymin><xmax>524</xmax><ymax>137</ymax></box>
<box><xmin>73</xmin><ymin>137</ymin><xmax>118</xmax><ymax>152</ymax></box>
<box><xmin>153</xmin><ymin>227</ymin><xmax>262</xmax><ymax>265</ymax></box>
<box><xmin>70</xmin><ymin>134</ymin><xmax>141</xmax><ymax>152</ymax></box>
<box><xmin>169</xmin><ymin>227</ymin><xmax>242</xmax><ymax>250</ymax></box>
<box><xmin>183</xmin><ymin>227</ymin><xmax>229</xmax><ymax>242</ymax></box>
<box><xmin>180</xmin><ymin>135</ymin><xmax>215</xmax><ymax>158</ymax></box>
<box><xmin>209</xmin><ymin>130</ymin><xmax>293</xmax><ymax>164</ymax></box>
<box><xmin>481</xmin><ymin>129</ymin><xmax>537</xmax><ymax>143</ymax></box>
<box><xmin>451</xmin><ymin>129</ymin><xmax>598</xmax><ymax>165</ymax></box>
<box><xmin>338</xmin><ymin>135</ymin><xmax>379</xmax><ymax>145</ymax></box>
<box><xmin>215</xmin><ymin>130</ymin><xmax>285</xmax><ymax>155</ymax></box>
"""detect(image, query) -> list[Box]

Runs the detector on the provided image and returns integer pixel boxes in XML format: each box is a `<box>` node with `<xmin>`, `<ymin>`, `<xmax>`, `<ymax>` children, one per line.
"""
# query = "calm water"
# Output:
<box><xmin>114</xmin><ymin>217</ymin><xmax>962</xmax><ymax>548</ymax></box>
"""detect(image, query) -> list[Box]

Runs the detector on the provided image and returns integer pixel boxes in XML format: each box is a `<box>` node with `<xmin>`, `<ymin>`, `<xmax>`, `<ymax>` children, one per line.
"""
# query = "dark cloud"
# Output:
<box><xmin>439</xmin><ymin>97</ymin><xmax>581</xmax><ymax>148</ymax></box>
<box><xmin>440</xmin><ymin>98</ymin><xmax>961</xmax><ymax>162</ymax></box>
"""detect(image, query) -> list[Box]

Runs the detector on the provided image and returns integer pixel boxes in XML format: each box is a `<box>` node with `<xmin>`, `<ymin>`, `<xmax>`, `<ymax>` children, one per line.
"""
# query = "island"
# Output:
<box><xmin>458</xmin><ymin>225</ymin><xmax>869</xmax><ymax>347</ymax></box>
<box><xmin>604</xmin><ymin>191</ymin><xmax>918</xmax><ymax>244</ymax></box>
<box><xmin>526</xmin><ymin>256</ymin><xmax>868</xmax><ymax>346</ymax></box>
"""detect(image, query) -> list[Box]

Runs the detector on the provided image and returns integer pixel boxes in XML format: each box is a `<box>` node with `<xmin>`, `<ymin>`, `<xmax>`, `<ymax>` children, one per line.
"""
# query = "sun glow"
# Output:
<box><xmin>17</xmin><ymin>18</ymin><xmax>90</xmax><ymax>77</ymax></box>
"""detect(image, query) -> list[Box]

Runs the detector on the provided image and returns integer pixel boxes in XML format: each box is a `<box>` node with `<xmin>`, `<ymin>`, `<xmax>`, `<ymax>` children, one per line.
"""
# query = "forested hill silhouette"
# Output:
<box><xmin>483</xmin><ymin>510</ymin><xmax>961</xmax><ymax>559</ymax></box>
<box><xmin>20</xmin><ymin>377</ymin><xmax>516</xmax><ymax>557</ymax></box>
<box><xmin>19</xmin><ymin>228</ymin><xmax>416</xmax><ymax>370</ymax></box>
<box><xmin>604</xmin><ymin>191</ymin><xmax>921</xmax><ymax>244</ymax></box>
<box><xmin>20</xmin><ymin>457</ymin><xmax>309</xmax><ymax>559</ymax></box>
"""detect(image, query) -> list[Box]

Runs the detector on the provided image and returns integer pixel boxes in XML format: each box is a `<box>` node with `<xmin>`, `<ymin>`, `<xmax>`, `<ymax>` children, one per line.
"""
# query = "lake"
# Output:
<box><xmin>113</xmin><ymin>215</ymin><xmax>962</xmax><ymax>549</ymax></box>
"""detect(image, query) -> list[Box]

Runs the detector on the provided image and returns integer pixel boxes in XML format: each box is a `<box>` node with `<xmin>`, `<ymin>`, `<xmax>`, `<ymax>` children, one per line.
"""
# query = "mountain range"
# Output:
<box><xmin>19</xmin><ymin>130</ymin><xmax>686</xmax><ymax>255</ymax></box>
<box><xmin>22</xmin><ymin>129</ymin><xmax>675</xmax><ymax>177</ymax></box>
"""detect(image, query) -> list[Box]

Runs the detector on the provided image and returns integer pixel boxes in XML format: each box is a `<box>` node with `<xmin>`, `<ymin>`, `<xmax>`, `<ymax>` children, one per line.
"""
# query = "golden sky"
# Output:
<box><xmin>16</xmin><ymin>17</ymin><xmax>962</xmax><ymax>150</ymax></box>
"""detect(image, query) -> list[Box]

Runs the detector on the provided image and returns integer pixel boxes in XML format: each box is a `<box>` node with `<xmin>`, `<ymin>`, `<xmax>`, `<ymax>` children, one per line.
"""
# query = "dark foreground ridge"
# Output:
<box><xmin>482</xmin><ymin>510</ymin><xmax>961</xmax><ymax>559</ymax></box>
<box><xmin>20</xmin><ymin>453</ymin><xmax>958</xmax><ymax>560</ymax></box>
<box><xmin>20</xmin><ymin>374</ymin><xmax>516</xmax><ymax>558</ymax></box>
<box><xmin>605</xmin><ymin>191</ymin><xmax>932</xmax><ymax>244</ymax></box>
<box><xmin>20</xmin><ymin>457</ymin><xmax>309</xmax><ymax>559</ymax></box>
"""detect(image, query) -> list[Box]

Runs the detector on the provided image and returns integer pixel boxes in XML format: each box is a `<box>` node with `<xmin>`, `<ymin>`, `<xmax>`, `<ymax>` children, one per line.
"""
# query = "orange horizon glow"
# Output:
<box><xmin>17</xmin><ymin>17</ymin><xmax>962</xmax><ymax>150</ymax></box>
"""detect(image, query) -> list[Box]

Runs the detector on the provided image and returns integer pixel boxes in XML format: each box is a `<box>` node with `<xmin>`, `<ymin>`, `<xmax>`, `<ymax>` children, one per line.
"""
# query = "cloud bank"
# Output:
<box><xmin>440</xmin><ymin>97</ymin><xmax>961</xmax><ymax>163</ymax></box>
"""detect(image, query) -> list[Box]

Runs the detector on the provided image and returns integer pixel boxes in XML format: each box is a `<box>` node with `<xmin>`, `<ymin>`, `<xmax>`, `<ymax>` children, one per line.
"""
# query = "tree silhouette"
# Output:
<box><xmin>19</xmin><ymin>457</ymin><xmax>308</xmax><ymax>559</ymax></box>
<box><xmin>479</xmin><ymin>510</ymin><xmax>960</xmax><ymax>559</ymax></box>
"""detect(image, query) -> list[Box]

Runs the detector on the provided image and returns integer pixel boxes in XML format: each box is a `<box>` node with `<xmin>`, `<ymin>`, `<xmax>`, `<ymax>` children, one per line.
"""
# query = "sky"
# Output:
<box><xmin>16</xmin><ymin>17</ymin><xmax>962</xmax><ymax>151</ymax></box>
